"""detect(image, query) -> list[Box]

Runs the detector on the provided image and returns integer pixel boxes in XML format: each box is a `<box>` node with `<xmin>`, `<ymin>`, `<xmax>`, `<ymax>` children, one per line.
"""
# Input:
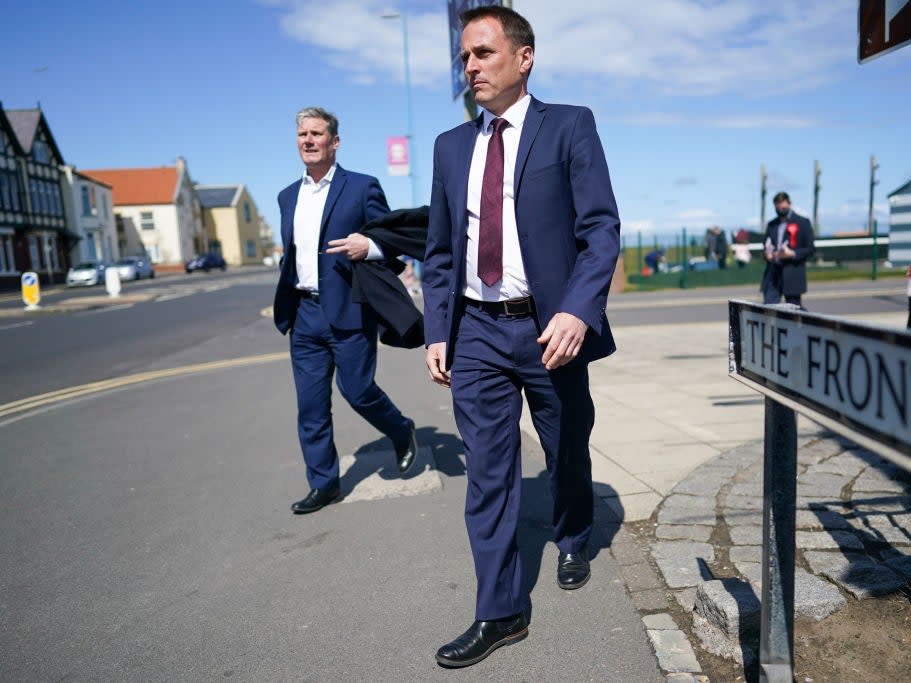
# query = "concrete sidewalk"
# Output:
<box><xmin>558</xmin><ymin>309</ymin><xmax>907</xmax><ymax>525</ymax></box>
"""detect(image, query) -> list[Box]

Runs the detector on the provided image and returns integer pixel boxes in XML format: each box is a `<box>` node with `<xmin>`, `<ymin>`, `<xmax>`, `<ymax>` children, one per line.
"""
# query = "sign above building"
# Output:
<box><xmin>448</xmin><ymin>0</ymin><xmax>504</xmax><ymax>100</ymax></box>
<box><xmin>859</xmin><ymin>0</ymin><xmax>911</xmax><ymax>63</ymax></box>
<box><xmin>729</xmin><ymin>300</ymin><xmax>911</xmax><ymax>466</ymax></box>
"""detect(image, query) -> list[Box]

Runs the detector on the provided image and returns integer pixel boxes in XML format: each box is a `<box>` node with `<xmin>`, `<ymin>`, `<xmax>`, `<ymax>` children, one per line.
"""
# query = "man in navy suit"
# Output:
<box><xmin>761</xmin><ymin>191</ymin><xmax>815</xmax><ymax>308</ymax></box>
<box><xmin>422</xmin><ymin>7</ymin><xmax>621</xmax><ymax>667</ymax></box>
<box><xmin>273</xmin><ymin>107</ymin><xmax>418</xmax><ymax>515</ymax></box>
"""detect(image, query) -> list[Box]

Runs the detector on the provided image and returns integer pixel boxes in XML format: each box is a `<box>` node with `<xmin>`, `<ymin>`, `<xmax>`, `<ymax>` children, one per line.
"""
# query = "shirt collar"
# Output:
<box><xmin>481</xmin><ymin>94</ymin><xmax>532</xmax><ymax>134</ymax></box>
<box><xmin>303</xmin><ymin>163</ymin><xmax>337</xmax><ymax>186</ymax></box>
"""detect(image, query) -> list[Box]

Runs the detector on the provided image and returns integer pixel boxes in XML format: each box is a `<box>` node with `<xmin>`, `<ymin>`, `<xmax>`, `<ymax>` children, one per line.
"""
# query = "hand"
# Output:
<box><xmin>537</xmin><ymin>312</ymin><xmax>588</xmax><ymax>371</ymax></box>
<box><xmin>778</xmin><ymin>245</ymin><xmax>795</xmax><ymax>260</ymax></box>
<box><xmin>426</xmin><ymin>342</ymin><xmax>450</xmax><ymax>388</ymax></box>
<box><xmin>325</xmin><ymin>233</ymin><xmax>370</xmax><ymax>261</ymax></box>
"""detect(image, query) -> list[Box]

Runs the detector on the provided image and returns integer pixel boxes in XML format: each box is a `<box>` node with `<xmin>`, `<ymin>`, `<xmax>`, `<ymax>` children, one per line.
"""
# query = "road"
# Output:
<box><xmin>0</xmin><ymin>269</ymin><xmax>661</xmax><ymax>680</ymax></box>
<box><xmin>1</xmin><ymin>271</ymin><xmax>905</xmax><ymax>406</ymax></box>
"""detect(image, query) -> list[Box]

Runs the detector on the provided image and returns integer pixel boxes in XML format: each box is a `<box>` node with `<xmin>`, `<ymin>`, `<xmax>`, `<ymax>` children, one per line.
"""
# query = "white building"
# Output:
<box><xmin>61</xmin><ymin>166</ymin><xmax>118</xmax><ymax>264</ymax></box>
<box><xmin>888</xmin><ymin>179</ymin><xmax>911</xmax><ymax>266</ymax></box>
<box><xmin>83</xmin><ymin>157</ymin><xmax>206</xmax><ymax>266</ymax></box>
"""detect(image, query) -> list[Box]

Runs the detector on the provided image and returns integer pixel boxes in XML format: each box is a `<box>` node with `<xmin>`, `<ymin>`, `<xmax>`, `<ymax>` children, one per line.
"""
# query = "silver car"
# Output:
<box><xmin>66</xmin><ymin>261</ymin><xmax>108</xmax><ymax>287</ymax></box>
<box><xmin>114</xmin><ymin>256</ymin><xmax>155</xmax><ymax>281</ymax></box>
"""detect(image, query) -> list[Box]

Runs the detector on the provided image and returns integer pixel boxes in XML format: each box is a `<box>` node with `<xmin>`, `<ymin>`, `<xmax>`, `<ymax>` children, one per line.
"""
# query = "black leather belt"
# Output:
<box><xmin>299</xmin><ymin>289</ymin><xmax>320</xmax><ymax>302</ymax></box>
<box><xmin>463</xmin><ymin>296</ymin><xmax>535</xmax><ymax>317</ymax></box>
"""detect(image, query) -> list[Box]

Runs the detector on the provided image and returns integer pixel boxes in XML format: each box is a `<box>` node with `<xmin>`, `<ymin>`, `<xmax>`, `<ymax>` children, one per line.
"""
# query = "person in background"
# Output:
<box><xmin>761</xmin><ymin>191</ymin><xmax>815</xmax><ymax>307</ymax></box>
<box><xmin>272</xmin><ymin>107</ymin><xmax>419</xmax><ymax>515</ymax></box>
<box><xmin>733</xmin><ymin>229</ymin><xmax>751</xmax><ymax>269</ymax></box>
<box><xmin>712</xmin><ymin>226</ymin><xmax>728</xmax><ymax>269</ymax></box>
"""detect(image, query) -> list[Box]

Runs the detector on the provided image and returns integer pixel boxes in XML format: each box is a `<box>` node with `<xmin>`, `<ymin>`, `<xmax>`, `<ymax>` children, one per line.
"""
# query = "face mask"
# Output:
<box><xmin>776</xmin><ymin>207</ymin><xmax>790</xmax><ymax>218</ymax></box>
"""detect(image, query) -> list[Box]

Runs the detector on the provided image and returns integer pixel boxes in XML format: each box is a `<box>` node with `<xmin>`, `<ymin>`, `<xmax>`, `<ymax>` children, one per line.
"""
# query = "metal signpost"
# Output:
<box><xmin>729</xmin><ymin>300</ymin><xmax>911</xmax><ymax>682</ymax></box>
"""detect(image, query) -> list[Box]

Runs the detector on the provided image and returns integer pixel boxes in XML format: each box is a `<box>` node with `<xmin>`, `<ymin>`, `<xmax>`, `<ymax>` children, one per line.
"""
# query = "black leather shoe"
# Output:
<box><xmin>557</xmin><ymin>547</ymin><xmax>591</xmax><ymax>589</ymax></box>
<box><xmin>290</xmin><ymin>487</ymin><xmax>340</xmax><ymax>514</ymax></box>
<box><xmin>395</xmin><ymin>419</ymin><xmax>418</xmax><ymax>475</ymax></box>
<box><xmin>435</xmin><ymin>613</ymin><xmax>529</xmax><ymax>668</ymax></box>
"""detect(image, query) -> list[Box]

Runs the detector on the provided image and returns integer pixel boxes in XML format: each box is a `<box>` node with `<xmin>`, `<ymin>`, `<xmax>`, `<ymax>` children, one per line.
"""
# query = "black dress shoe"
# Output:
<box><xmin>435</xmin><ymin>613</ymin><xmax>528</xmax><ymax>668</ymax></box>
<box><xmin>290</xmin><ymin>487</ymin><xmax>340</xmax><ymax>514</ymax></box>
<box><xmin>557</xmin><ymin>547</ymin><xmax>591</xmax><ymax>589</ymax></box>
<box><xmin>395</xmin><ymin>419</ymin><xmax>418</xmax><ymax>475</ymax></box>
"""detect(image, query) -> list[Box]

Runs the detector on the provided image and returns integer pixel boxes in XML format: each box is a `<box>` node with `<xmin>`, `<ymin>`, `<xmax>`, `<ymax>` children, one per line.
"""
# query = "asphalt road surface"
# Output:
<box><xmin>0</xmin><ymin>269</ymin><xmax>666</xmax><ymax>681</ymax></box>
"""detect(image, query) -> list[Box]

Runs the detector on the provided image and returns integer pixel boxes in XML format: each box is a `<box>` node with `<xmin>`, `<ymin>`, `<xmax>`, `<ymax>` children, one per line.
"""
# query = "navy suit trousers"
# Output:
<box><xmin>450</xmin><ymin>304</ymin><xmax>595</xmax><ymax>621</ymax></box>
<box><xmin>290</xmin><ymin>297</ymin><xmax>409</xmax><ymax>489</ymax></box>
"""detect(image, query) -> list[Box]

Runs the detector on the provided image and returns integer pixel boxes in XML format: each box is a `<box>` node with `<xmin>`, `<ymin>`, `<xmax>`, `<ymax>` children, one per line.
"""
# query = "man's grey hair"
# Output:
<box><xmin>295</xmin><ymin>107</ymin><xmax>339</xmax><ymax>137</ymax></box>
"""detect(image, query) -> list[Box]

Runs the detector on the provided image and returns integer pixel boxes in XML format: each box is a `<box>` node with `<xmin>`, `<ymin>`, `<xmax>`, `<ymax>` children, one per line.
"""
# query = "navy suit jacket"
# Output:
<box><xmin>422</xmin><ymin>96</ymin><xmax>621</xmax><ymax>369</ymax></box>
<box><xmin>761</xmin><ymin>212</ymin><xmax>815</xmax><ymax>296</ymax></box>
<box><xmin>273</xmin><ymin>165</ymin><xmax>390</xmax><ymax>334</ymax></box>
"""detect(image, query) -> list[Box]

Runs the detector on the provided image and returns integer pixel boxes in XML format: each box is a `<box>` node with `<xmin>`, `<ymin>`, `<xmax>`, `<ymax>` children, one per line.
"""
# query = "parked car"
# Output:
<box><xmin>66</xmin><ymin>261</ymin><xmax>109</xmax><ymax>287</ymax></box>
<box><xmin>114</xmin><ymin>256</ymin><xmax>155</xmax><ymax>281</ymax></box>
<box><xmin>185</xmin><ymin>253</ymin><xmax>227</xmax><ymax>273</ymax></box>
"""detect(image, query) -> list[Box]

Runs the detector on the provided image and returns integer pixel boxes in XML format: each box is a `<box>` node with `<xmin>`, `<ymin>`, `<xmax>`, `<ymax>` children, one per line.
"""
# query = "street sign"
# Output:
<box><xmin>21</xmin><ymin>271</ymin><xmax>41</xmax><ymax>310</ymax></box>
<box><xmin>448</xmin><ymin>0</ymin><xmax>503</xmax><ymax>100</ymax></box>
<box><xmin>729</xmin><ymin>300</ymin><xmax>911</xmax><ymax>466</ymax></box>
<box><xmin>387</xmin><ymin>136</ymin><xmax>410</xmax><ymax>177</ymax></box>
<box><xmin>729</xmin><ymin>299</ymin><xmax>911</xmax><ymax>682</ymax></box>
<box><xmin>859</xmin><ymin>0</ymin><xmax>911</xmax><ymax>63</ymax></box>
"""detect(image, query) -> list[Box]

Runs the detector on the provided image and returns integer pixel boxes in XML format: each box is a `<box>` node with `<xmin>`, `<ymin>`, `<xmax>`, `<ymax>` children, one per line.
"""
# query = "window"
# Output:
<box><xmin>29</xmin><ymin>178</ymin><xmax>38</xmax><ymax>213</ymax></box>
<box><xmin>0</xmin><ymin>131</ymin><xmax>8</xmax><ymax>155</ymax></box>
<box><xmin>81</xmin><ymin>186</ymin><xmax>91</xmax><ymax>216</ymax></box>
<box><xmin>0</xmin><ymin>174</ymin><xmax>9</xmax><ymax>210</ymax></box>
<box><xmin>140</xmin><ymin>211</ymin><xmax>155</xmax><ymax>230</ymax></box>
<box><xmin>32</xmin><ymin>140</ymin><xmax>50</xmax><ymax>164</ymax></box>
<box><xmin>27</xmin><ymin>234</ymin><xmax>40</xmax><ymax>268</ymax></box>
<box><xmin>246</xmin><ymin>239</ymin><xmax>256</xmax><ymax>258</ymax></box>
<box><xmin>0</xmin><ymin>232</ymin><xmax>14</xmax><ymax>274</ymax></box>
<box><xmin>243</xmin><ymin>201</ymin><xmax>251</xmax><ymax>223</ymax></box>
<box><xmin>102</xmin><ymin>194</ymin><xmax>109</xmax><ymax>220</ymax></box>
<box><xmin>45</xmin><ymin>234</ymin><xmax>59</xmax><ymax>270</ymax></box>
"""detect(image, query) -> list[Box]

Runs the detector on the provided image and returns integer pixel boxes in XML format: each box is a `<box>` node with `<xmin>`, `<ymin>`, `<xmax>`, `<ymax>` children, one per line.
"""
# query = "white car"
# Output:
<box><xmin>114</xmin><ymin>256</ymin><xmax>155</xmax><ymax>281</ymax></box>
<box><xmin>66</xmin><ymin>261</ymin><xmax>108</xmax><ymax>287</ymax></box>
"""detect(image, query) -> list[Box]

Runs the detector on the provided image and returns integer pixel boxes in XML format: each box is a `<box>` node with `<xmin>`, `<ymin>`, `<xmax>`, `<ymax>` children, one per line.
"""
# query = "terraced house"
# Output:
<box><xmin>195</xmin><ymin>184</ymin><xmax>265</xmax><ymax>266</ymax></box>
<box><xmin>83</xmin><ymin>157</ymin><xmax>206</xmax><ymax>268</ymax></box>
<box><xmin>0</xmin><ymin>104</ymin><xmax>72</xmax><ymax>289</ymax></box>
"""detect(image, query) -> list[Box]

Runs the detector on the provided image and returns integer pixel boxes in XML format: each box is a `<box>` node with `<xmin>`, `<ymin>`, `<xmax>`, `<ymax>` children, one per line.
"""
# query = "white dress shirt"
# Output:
<box><xmin>464</xmin><ymin>94</ymin><xmax>532</xmax><ymax>302</ymax></box>
<box><xmin>294</xmin><ymin>163</ymin><xmax>382</xmax><ymax>291</ymax></box>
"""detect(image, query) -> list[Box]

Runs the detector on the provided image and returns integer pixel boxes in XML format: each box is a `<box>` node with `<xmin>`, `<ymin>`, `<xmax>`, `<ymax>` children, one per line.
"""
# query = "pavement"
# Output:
<box><xmin>1</xmin><ymin>275</ymin><xmax>908</xmax><ymax>680</ymax></box>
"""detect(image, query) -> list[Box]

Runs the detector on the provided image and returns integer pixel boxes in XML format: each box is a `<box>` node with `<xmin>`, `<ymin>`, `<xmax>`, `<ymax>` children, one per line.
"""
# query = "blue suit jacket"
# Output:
<box><xmin>273</xmin><ymin>165</ymin><xmax>390</xmax><ymax>334</ymax></box>
<box><xmin>422</xmin><ymin>97</ymin><xmax>621</xmax><ymax>369</ymax></box>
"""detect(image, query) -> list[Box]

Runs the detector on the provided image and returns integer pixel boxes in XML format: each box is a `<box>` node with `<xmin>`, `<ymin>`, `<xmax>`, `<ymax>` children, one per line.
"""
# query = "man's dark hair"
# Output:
<box><xmin>772</xmin><ymin>191</ymin><xmax>791</xmax><ymax>203</ymax></box>
<box><xmin>460</xmin><ymin>5</ymin><xmax>535</xmax><ymax>51</ymax></box>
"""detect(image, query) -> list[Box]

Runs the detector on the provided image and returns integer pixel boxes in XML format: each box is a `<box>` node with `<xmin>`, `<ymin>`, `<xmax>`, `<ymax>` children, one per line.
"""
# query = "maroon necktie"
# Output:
<box><xmin>478</xmin><ymin>117</ymin><xmax>509</xmax><ymax>287</ymax></box>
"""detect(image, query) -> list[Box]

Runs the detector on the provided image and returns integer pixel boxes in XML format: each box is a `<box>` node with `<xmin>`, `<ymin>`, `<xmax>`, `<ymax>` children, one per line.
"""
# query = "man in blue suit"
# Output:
<box><xmin>423</xmin><ymin>7</ymin><xmax>621</xmax><ymax>667</ymax></box>
<box><xmin>273</xmin><ymin>107</ymin><xmax>418</xmax><ymax>515</ymax></box>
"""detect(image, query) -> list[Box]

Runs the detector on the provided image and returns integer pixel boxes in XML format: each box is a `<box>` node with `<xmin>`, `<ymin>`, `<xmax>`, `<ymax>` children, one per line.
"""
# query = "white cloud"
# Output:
<box><xmin>263</xmin><ymin>0</ymin><xmax>857</xmax><ymax>98</ymax></box>
<box><xmin>265</xmin><ymin>0</ymin><xmax>450</xmax><ymax>87</ymax></box>
<box><xmin>625</xmin><ymin>219</ymin><xmax>655</xmax><ymax>232</ymax></box>
<box><xmin>525</xmin><ymin>0</ymin><xmax>855</xmax><ymax>97</ymax></box>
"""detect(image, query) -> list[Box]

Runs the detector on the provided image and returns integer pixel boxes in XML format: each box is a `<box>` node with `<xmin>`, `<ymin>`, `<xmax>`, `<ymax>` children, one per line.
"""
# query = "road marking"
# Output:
<box><xmin>73</xmin><ymin>303</ymin><xmax>134</xmax><ymax>316</ymax></box>
<box><xmin>0</xmin><ymin>352</ymin><xmax>287</xmax><ymax>420</ymax></box>
<box><xmin>0</xmin><ymin>321</ymin><xmax>34</xmax><ymax>331</ymax></box>
<box><xmin>155</xmin><ymin>292</ymin><xmax>196</xmax><ymax>302</ymax></box>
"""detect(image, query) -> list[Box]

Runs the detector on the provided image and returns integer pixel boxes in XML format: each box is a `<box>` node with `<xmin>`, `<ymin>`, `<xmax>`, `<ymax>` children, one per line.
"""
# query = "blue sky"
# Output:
<box><xmin>3</xmin><ymin>0</ymin><xmax>910</xmax><ymax>245</ymax></box>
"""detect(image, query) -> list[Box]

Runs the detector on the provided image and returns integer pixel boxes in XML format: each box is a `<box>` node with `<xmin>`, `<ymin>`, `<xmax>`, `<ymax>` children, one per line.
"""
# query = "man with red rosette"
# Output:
<box><xmin>761</xmin><ymin>191</ymin><xmax>815</xmax><ymax>308</ymax></box>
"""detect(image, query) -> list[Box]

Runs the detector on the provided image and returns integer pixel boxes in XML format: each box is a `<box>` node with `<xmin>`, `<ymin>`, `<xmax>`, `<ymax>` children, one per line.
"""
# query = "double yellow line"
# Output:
<box><xmin>0</xmin><ymin>352</ymin><xmax>287</xmax><ymax>421</ymax></box>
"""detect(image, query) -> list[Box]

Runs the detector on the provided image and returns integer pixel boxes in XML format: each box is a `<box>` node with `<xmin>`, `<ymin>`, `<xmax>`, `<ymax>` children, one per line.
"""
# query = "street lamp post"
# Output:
<box><xmin>382</xmin><ymin>10</ymin><xmax>417</xmax><ymax>208</ymax></box>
